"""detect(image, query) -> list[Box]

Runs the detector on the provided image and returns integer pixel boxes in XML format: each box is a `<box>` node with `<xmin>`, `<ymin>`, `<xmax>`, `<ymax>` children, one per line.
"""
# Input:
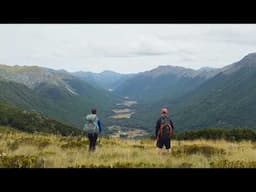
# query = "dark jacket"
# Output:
<box><xmin>155</xmin><ymin>116</ymin><xmax>174</xmax><ymax>138</ymax></box>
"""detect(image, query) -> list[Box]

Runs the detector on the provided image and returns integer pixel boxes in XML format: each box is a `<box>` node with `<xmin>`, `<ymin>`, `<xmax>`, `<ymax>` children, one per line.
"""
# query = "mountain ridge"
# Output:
<box><xmin>131</xmin><ymin>52</ymin><xmax>256</xmax><ymax>132</ymax></box>
<box><xmin>0</xmin><ymin>65</ymin><xmax>121</xmax><ymax>129</ymax></box>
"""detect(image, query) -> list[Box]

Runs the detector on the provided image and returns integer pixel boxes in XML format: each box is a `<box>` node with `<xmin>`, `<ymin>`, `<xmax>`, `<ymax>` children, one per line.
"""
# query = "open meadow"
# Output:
<box><xmin>1</xmin><ymin>126</ymin><xmax>256</xmax><ymax>168</ymax></box>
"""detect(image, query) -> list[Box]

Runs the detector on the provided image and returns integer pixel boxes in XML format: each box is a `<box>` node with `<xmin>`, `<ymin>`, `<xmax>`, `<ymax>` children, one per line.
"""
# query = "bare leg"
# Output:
<box><xmin>157</xmin><ymin>148</ymin><xmax>162</xmax><ymax>155</ymax></box>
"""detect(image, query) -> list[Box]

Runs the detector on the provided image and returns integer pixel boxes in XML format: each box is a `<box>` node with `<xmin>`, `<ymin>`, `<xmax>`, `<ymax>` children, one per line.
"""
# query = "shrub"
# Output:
<box><xmin>178</xmin><ymin>162</ymin><xmax>193</xmax><ymax>168</ymax></box>
<box><xmin>7</xmin><ymin>141</ymin><xmax>20</xmax><ymax>151</ymax></box>
<box><xmin>132</xmin><ymin>145</ymin><xmax>145</xmax><ymax>149</ymax></box>
<box><xmin>172</xmin><ymin>145</ymin><xmax>226</xmax><ymax>157</ymax></box>
<box><xmin>174</xmin><ymin>128</ymin><xmax>256</xmax><ymax>141</ymax></box>
<box><xmin>210</xmin><ymin>160</ymin><xmax>256</xmax><ymax>168</ymax></box>
<box><xmin>0</xmin><ymin>155</ymin><xmax>44</xmax><ymax>168</ymax></box>
<box><xmin>61</xmin><ymin>140</ymin><xmax>89</xmax><ymax>149</ymax></box>
<box><xmin>7</xmin><ymin>137</ymin><xmax>51</xmax><ymax>150</ymax></box>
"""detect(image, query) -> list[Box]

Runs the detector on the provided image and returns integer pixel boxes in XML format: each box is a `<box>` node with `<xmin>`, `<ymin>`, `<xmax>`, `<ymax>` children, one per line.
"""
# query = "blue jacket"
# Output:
<box><xmin>97</xmin><ymin>117</ymin><xmax>102</xmax><ymax>133</ymax></box>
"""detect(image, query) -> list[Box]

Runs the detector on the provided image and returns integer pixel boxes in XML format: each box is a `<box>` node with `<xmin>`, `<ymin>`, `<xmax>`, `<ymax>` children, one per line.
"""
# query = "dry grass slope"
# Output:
<box><xmin>1</xmin><ymin>126</ymin><xmax>256</xmax><ymax>168</ymax></box>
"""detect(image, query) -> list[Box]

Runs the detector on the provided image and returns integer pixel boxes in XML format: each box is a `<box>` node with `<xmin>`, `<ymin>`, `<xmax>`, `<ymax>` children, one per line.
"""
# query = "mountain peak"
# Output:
<box><xmin>0</xmin><ymin>64</ymin><xmax>74</xmax><ymax>89</ymax></box>
<box><xmin>101</xmin><ymin>70</ymin><xmax>121</xmax><ymax>75</ymax></box>
<box><xmin>198</xmin><ymin>67</ymin><xmax>217</xmax><ymax>72</ymax></box>
<box><xmin>243</xmin><ymin>52</ymin><xmax>256</xmax><ymax>59</ymax></box>
<box><xmin>146</xmin><ymin>65</ymin><xmax>197</xmax><ymax>78</ymax></box>
<box><xmin>238</xmin><ymin>52</ymin><xmax>256</xmax><ymax>66</ymax></box>
<box><xmin>221</xmin><ymin>52</ymin><xmax>256</xmax><ymax>74</ymax></box>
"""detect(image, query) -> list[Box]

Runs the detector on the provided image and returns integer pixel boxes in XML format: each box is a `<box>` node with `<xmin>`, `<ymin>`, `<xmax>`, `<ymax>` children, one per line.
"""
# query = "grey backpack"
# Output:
<box><xmin>84</xmin><ymin>114</ymin><xmax>99</xmax><ymax>133</ymax></box>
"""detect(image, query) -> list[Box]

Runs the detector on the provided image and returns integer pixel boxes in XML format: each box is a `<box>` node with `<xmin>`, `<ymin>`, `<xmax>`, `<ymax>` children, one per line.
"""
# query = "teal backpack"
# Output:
<box><xmin>84</xmin><ymin>114</ymin><xmax>99</xmax><ymax>133</ymax></box>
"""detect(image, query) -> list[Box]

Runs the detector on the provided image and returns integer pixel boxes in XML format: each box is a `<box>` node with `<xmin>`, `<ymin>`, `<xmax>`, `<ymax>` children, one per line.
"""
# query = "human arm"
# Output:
<box><xmin>97</xmin><ymin>118</ymin><xmax>102</xmax><ymax>133</ymax></box>
<box><xmin>155</xmin><ymin>118</ymin><xmax>161</xmax><ymax>138</ymax></box>
<box><xmin>170</xmin><ymin>119</ymin><xmax>174</xmax><ymax>130</ymax></box>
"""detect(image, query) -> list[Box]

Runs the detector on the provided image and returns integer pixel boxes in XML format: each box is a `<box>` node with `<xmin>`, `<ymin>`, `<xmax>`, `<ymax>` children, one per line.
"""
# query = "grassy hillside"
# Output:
<box><xmin>0</xmin><ymin>65</ymin><xmax>121</xmax><ymax>128</ymax></box>
<box><xmin>0</xmin><ymin>126</ymin><xmax>256</xmax><ymax>168</ymax></box>
<box><xmin>130</xmin><ymin>56</ymin><xmax>256</xmax><ymax>132</ymax></box>
<box><xmin>170</xmin><ymin>67</ymin><xmax>256</xmax><ymax>131</ymax></box>
<box><xmin>0</xmin><ymin>77</ymin><xmax>120</xmax><ymax>129</ymax></box>
<box><xmin>0</xmin><ymin>103</ymin><xmax>83</xmax><ymax>136</ymax></box>
<box><xmin>0</xmin><ymin>80</ymin><xmax>48</xmax><ymax>111</ymax></box>
<box><xmin>34</xmin><ymin>78</ymin><xmax>121</xmax><ymax>128</ymax></box>
<box><xmin>114</xmin><ymin>66</ymin><xmax>213</xmax><ymax>103</ymax></box>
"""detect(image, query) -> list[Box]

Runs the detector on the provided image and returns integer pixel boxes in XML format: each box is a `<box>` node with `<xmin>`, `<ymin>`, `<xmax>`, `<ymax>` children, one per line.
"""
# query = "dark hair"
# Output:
<box><xmin>91</xmin><ymin>108</ymin><xmax>97</xmax><ymax>114</ymax></box>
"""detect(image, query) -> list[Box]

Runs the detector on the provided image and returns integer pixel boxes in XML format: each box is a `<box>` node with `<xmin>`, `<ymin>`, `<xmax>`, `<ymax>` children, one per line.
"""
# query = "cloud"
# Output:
<box><xmin>1</xmin><ymin>24</ymin><xmax>256</xmax><ymax>73</ymax></box>
<box><xmin>85</xmin><ymin>34</ymin><xmax>179</xmax><ymax>58</ymax></box>
<box><xmin>131</xmin><ymin>37</ymin><xmax>174</xmax><ymax>56</ymax></box>
<box><xmin>55</xmin><ymin>35</ymin><xmax>177</xmax><ymax>60</ymax></box>
<box><xmin>197</xmin><ymin>25</ymin><xmax>256</xmax><ymax>46</ymax></box>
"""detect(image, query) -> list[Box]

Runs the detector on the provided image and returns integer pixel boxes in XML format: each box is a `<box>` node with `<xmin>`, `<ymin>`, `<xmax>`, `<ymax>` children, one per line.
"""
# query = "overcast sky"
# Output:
<box><xmin>0</xmin><ymin>24</ymin><xmax>256</xmax><ymax>74</ymax></box>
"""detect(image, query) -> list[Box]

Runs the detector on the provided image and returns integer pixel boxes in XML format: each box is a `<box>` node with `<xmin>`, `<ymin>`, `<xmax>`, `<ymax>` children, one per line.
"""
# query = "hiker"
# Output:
<box><xmin>84</xmin><ymin>108</ymin><xmax>102</xmax><ymax>152</ymax></box>
<box><xmin>155</xmin><ymin>108</ymin><xmax>174</xmax><ymax>154</ymax></box>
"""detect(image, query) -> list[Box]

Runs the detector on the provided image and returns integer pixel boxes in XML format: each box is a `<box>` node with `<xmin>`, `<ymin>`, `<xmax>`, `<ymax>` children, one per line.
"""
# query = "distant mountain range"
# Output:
<box><xmin>72</xmin><ymin>70</ymin><xmax>134</xmax><ymax>91</ymax></box>
<box><xmin>114</xmin><ymin>65</ymin><xmax>219</xmax><ymax>102</ymax></box>
<box><xmin>198</xmin><ymin>66</ymin><xmax>218</xmax><ymax>72</ymax></box>
<box><xmin>130</xmin><ymin>53</ymin><xmax>256</xmax><ymax>132</ymax></box>
<box><xmin>1</xmin><ymin>52</ymin><xmax>256</xmax><ymax>134</ymax></box>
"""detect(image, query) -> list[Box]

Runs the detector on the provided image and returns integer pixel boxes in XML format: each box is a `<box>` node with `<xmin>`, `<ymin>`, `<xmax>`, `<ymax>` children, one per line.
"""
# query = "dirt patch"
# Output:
<box><xmin>112</xmin><ymin>109</ymin><xmax>133</xmax><ymax>113</ymax></box>
<box><xmin>111</xmin><ymin>112</ymin><xmax>135</xmax><ymax>119</ymax></box>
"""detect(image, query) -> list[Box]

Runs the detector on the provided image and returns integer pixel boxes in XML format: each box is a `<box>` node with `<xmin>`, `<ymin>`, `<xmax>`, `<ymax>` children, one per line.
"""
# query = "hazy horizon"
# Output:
<box><xmin>0</xmin><ymin>62</ymin><xmax>221</xmax><ymax>75</ymax></box>
<box><xmin>0</xmin><ymin>24</ymin><xmax>256</xmax><ymax>73</ymax></box>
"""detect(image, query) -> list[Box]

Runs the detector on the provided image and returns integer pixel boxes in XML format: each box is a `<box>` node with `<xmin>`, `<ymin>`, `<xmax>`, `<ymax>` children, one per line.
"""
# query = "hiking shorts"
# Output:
<box><xmin>157</xmin><ymin>136</ymin><xmax>171</xmax><ymax>149</ymax></box>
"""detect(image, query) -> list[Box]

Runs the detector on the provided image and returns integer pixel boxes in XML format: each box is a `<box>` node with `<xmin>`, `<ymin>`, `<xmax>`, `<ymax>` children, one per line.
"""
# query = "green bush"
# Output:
<box><xmin>0</xmin><ymin>155</ymin><xmax>44</xmax><ymax>168</ymax></box>
<box><xmin>174</xmin><ymin>128</ymin><xmax>256</xmax><ymax>141</ymax></box>
<box><xmin>0</xmin><ymin>103</ymin><xmax>83</xmax><ymax>136</ymax></box>
<box><xmin>210</xmin><ymin>160</ymin><xmax>256</xmax><ymax>168</ymax></box>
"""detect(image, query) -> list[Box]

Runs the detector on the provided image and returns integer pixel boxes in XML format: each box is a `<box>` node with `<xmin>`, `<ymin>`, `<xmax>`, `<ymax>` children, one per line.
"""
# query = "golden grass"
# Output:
<box><xmin>0</xmin><ymin>126</ymin><xmax>256</xmax><ymax>168</ymax></box>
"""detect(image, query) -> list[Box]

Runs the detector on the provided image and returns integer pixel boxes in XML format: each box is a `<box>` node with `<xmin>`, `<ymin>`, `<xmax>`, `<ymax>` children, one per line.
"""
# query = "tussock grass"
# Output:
<box><xmin>1</xmin><ymin>126</ymin><xmax>256</xmax><ymax>168</ymax></box>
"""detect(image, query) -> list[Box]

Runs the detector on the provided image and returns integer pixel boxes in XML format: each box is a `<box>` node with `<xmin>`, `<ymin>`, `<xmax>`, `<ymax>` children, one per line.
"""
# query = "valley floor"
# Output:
<box><xmin>1</xmin><ymin>126</ymin><xmax>256</xmax><ymax>168</ymax></box>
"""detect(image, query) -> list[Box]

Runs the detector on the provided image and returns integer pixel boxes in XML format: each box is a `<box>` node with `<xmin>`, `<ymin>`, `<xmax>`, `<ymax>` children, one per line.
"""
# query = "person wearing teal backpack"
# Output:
<box><xmin>84</xmin><ymin>108</ymin><xmax>102</xmax><ymax>152</ymax></box>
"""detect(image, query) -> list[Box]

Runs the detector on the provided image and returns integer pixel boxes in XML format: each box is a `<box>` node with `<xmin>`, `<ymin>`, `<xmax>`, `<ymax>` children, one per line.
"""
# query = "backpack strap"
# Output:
<box><xmin>159</xmin><ymin>117</ymin><xmax>173</xmax><ymax>138</ymax></box>
<box><xmin>159</xmin><ymin>123</ymin><xmax>164</xmax><ymax>137</ymax></box>
<box><xmin>167</xmin><ymin>124</ymin><xmax>173</xmax><ymax>137</ymax></box>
